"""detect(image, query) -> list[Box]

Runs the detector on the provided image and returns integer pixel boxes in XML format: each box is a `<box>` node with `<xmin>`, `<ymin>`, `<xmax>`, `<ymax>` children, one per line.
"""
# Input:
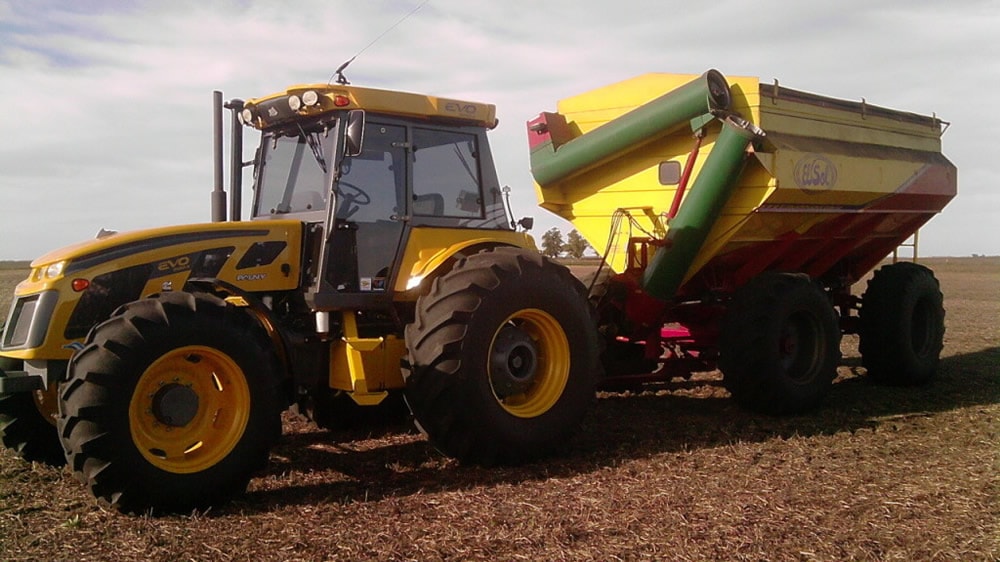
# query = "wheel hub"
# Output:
<box><xmin>779</xmin><ymin>313</ymin><xmax>821</xmax><ymax>381</ymax></box>
<box><xmin>779</xmin><ymin>325</ymin><xmax>799</xmax><ymax>362</ymax></box>
<box><xmin>151</xmin><ymin>383</ymin><xmax>199</xmax><ymax>427</ymax></box>
<box><xmin>490</xmin><ymin>325</ymin><xmax>539</xmax><ymax>398</ymax></box>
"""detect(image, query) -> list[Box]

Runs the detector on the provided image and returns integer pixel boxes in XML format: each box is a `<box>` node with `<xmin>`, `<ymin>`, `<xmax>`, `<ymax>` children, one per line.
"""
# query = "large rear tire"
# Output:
<box><xmin>720</xmin><ymin>272</ymin><xmax>840</xmax><ymax>414</ymax></box>
<box><xmin>403</xmin><ymin>247</ymin><xmax>599</xmax><ymax>465</ymax></box>
<box><xmin>859</xmin><ymin>262</ymin><xmax>945</xmax><ymax>385</ymax></box>
<box><xmin>0</xmin><ymin>358</ymin><xmax>65</xmax><ymax>465</ymax></box>
<box><xmin>58</xmin><ymin>292</ymin><xmax>283</xmax><ymax>513</ymax></box>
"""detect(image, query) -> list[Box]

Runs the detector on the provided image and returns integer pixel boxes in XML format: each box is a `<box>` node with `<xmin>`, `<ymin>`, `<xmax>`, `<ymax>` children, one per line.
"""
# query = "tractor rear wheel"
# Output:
<box><xmin>720</xmin><ymin>272</ymin><xmax>840</xmax><ymax>414</ymax></box>
<box><xmin>403</xmin><ymin>247</ymin><xmax>599</xmax><ymax>465</ymax></box>
<box><xmin>859</xmin><ymin>262</ymin><xmax>945</xmax><ymax>385</ymax></box>
<box><xmin>0</xmin><ymin>358</ymin><xmax>65</xmax><ymax>465</ymax></box>
<box><xmin>58</xmin><ymin>292</ymin><xmax>282</xmax><ymax>513</ymax></box>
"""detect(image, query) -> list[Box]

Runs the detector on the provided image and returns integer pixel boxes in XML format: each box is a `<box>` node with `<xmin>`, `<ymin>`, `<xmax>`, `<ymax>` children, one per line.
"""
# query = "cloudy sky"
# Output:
<box><xmin>1</xmin><ymin>0</ymin><xmax>997</xmax><ymax>259</ymax></box>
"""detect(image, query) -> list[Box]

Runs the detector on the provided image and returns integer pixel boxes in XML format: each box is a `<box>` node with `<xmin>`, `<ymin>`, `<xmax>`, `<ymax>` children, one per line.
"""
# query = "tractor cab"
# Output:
<box><xmin>238</xmin><ymin>84</ymin><xmax>513</xmax><ymax>311</ymax></box>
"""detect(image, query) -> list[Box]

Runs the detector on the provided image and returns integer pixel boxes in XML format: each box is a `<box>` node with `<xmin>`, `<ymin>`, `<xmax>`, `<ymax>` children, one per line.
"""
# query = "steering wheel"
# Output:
<box><xmin>334</xmin><ymin>180</ymin><xmax>371</xmax><ymax>219</ymax></box>
<box><xmin>336</xmin><ymin>180</ymin><xmax>371</xmax><ymax>205</ymax></box>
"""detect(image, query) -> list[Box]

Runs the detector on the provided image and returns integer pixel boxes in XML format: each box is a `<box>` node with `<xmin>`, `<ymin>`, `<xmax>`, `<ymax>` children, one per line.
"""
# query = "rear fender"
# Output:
<box><xmin>394</xmin><ymin>227</ymin><xmax>536</xmax><ymax>299</ymax></box>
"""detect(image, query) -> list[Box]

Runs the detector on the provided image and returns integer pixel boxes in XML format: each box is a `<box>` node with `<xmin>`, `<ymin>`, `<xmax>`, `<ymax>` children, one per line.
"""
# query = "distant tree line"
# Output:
<box><xmin>0</xmin><ymin>261</ymin><xmax>31</xmax><ymax>270</ymax></box>
<box><xmin>540</xmin><ymin>228</ymin><xmax>593</xmax><ymax>259</ymax></box>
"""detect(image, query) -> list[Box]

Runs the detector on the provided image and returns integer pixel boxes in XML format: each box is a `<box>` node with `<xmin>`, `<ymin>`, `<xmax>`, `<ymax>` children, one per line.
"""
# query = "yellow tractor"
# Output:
<box><xmin>0</xmin><ymin>83</ymin><xmax>598</xmax><ymax>512</ymax></box>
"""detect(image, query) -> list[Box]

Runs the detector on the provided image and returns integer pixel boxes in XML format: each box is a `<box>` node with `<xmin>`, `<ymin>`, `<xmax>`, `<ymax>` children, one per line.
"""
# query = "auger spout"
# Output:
<box><xmin>528</xmin><ymin>69</ymin><xmax>731</xmax><ymax>187</ymax></box>
<box><xmin>641</xmin><ymin>116</ymin><xmax>764</xmax><ymax>300</ymax></box>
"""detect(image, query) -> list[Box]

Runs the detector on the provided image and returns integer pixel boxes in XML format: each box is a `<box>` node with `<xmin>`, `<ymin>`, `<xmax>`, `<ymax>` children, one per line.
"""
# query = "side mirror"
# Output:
<box><xmin>344</xmin><ymin>110</ymin><xmax>365</xmax><ymax>156</ymax></box>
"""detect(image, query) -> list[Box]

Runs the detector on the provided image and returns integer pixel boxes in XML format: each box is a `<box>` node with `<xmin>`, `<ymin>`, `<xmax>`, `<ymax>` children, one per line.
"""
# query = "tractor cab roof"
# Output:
<box><xmin>241</xmin><ymin>83</ymin><xmax>498</xmax><ymax>130</ymax></box>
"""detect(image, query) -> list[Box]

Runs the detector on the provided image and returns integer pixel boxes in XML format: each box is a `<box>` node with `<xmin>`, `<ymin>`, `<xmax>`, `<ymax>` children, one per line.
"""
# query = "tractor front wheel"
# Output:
<box><xmin>58</xmin><ymin>292</ymin><xmax>283</xmax><ymax>513</ymax></box>
<box><xmin>0</xmin><ymin>358</ymin><xmax>65</xmax><ymax>465</ymax></box>
<box><xmin>404</xmin><ymin>247</ymin><xmax>599</xmax><ymax>465</ymax></box>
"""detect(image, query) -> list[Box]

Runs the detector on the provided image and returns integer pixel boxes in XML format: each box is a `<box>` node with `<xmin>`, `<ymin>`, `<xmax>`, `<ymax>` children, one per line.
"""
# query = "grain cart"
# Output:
<box><xmin>527</xmin><ymin>70</ymin><xmax>955</xmax><ymax>411</ymax></box>
<box><xmin>0</xmin><ymin>84</ymin><xmax>598</xmax><ymax>512</ymax></box>
<box><xmin>0</xmin><ymin>70</ymin><xmax>954</xmax><ymax>514</ymax></box>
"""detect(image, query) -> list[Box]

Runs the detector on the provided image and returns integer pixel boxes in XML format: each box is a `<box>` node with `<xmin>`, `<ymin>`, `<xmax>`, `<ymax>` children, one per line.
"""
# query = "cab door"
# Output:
<box><xmin>323</xmin><ymin>122</ymin><xmax>407</xmax><ymax>305</ymax></box>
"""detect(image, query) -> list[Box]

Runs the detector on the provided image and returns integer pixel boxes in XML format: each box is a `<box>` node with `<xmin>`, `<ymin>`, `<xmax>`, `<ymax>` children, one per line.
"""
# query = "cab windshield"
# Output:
<box><xmin>254</xmin><ymin>128</ymin><xmax>332</xmax><ymax>217</ymax></box>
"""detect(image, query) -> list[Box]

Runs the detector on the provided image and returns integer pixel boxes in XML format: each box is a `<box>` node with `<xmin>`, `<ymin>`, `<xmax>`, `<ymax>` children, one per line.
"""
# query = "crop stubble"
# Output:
<box><xmin>0</xmin><ymin>258</ymin><xmax>997</xmax><ymax>561</ymax></box>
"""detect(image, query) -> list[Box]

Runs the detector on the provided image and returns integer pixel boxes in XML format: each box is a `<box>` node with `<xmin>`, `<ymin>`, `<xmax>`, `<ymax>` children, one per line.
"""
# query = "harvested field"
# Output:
<box><xmin>1</xmin><ymin>257</ymin><xmax>998</xmax><ymax>561</ymax></box>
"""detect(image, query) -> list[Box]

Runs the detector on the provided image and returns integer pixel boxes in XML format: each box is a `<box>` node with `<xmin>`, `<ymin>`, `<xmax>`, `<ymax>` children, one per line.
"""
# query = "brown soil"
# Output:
<box><xmin>1</xmin><ymin>258</ymin><xmax>997</xmax><ymax>561</ymax></box>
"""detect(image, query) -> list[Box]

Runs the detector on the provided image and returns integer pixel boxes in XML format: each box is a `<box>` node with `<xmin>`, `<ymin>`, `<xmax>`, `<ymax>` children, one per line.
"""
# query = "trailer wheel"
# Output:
<box><xmin>0</xmin><ymin>358</ymin><xmax>65</xmax><ymax>465</ymax></box>
<box><xmin>58</xmin><ymin>292</ymin><xmax>282</xmax><ymax>513</ymax></box>
<box><xmin>859</xmin><ymin>262</ymin><xmax>945</xmax><ymax>385</ymax></box>
<box><xmin>720</xmin><ymin>272</ymin><xmax>840</xmax><ymax>414</ymax></box>
<box><xmin>403</xmin><ymin>247</ymin><xmax>599</xmax><ymax>465</ymax></box>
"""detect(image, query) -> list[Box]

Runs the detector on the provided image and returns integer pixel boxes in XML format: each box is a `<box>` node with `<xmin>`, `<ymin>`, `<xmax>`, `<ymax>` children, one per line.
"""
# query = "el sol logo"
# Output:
<box><xmin>793</xmin><ymin>154</ymin><xmax>838</xmax><ymax>193</ymax></box>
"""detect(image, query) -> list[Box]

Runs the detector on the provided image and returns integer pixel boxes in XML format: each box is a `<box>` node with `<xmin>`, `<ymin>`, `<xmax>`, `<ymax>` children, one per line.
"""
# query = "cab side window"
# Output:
<box><xmin>337</xmin><ymin>123</ymin><xmax>406</xmax><ymax>223</ymax></box>
<box><xmin>412</xmin><ymin>128</ymin><xmax>483</xmax><ymax>218</ymax></box>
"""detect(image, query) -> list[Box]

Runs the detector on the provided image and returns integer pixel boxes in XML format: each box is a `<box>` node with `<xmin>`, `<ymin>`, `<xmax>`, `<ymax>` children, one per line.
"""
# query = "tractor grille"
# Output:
<box><xmin>2</xmin><ymin>291</ymin><xmax>58</xmax><ymax>350</ymax></box>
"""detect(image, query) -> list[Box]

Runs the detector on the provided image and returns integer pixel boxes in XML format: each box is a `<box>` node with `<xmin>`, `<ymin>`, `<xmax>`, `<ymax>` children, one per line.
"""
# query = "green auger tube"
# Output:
<box><xmin>530</xmin><ymin>69</ymin><xmax>731</xmax><ymax>187</ymax></box>
<box><xmin>641</xmin><ymin>116</ymin><xmax>764</xmax><ymax>300</ymax></box>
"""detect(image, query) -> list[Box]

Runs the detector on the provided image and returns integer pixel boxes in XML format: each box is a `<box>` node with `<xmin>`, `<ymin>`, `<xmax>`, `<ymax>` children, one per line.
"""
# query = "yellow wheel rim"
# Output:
<box><xmin>488</xmin><ymin>308</ymin><xmax>570</xmax><ymax>418</ymax></box>
<box><xmin>129</xmin><ymin>345</ymin><xmax>250</xmax><ymax>474</ymax></box>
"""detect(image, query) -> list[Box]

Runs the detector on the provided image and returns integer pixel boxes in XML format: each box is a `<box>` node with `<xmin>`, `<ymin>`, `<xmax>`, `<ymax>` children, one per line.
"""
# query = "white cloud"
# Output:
<box><xmin>0</xmin><ymin>0</ymin><xmax>997</xmax><ymax>260</ymax></box>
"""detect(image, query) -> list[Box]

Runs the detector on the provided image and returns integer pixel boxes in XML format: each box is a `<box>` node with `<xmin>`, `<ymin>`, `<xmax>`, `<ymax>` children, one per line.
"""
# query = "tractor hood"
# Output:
<box><xmin>6</xmin><ymin>220</ymin><xmax>306</xmax><ymax>359</ymax></box>
<box><xmin>21</xmin><ymin>220</ymin><xmax>306</xmax><ymax>299</ymax></box>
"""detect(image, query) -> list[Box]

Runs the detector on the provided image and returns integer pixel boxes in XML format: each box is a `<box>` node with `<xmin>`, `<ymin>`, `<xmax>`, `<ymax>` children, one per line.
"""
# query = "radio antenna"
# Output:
<box><xmin>331</xmin><ymin>0</ymin><xmax>431</xmax><ymax>85</ymax></box>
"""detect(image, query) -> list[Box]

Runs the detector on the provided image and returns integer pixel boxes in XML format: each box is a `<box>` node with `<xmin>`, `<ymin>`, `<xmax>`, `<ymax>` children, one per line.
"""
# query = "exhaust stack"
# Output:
<box><xmin>211</xmin><ymin>90</ymin><xmax>227</xmax><ymax>222</ymax></box>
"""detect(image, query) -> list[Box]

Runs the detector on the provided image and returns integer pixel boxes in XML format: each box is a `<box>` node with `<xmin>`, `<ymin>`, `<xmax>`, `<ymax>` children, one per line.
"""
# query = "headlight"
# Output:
<box><xmin>240</xmin><ymin>108</ymin><xmax>254</xmax><ymax>124</ymax></box>
<box><xmin>302</xmin><ymin>90</ymin><xmax>319</xmax><ymax>106</ymax></box>
<box><xmin>288</xmin><ymin>95</ymin><xmax>302</xmax><ymax>111</ymax></box>
<box><xmin>44</xmin><ymin>261</ymin><xmax>67</xmax><ymax>279</ymax></box>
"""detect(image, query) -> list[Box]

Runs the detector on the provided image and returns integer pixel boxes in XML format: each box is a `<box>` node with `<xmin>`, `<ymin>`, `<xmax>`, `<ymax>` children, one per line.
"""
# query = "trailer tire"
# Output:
<box><xmin>403</xmin><ymin>247</ymin><xmax>599</xmax><ymax>465</ymax></box>
<box><xmin>720</xmin><ymin>272</ymin><xmax>840</xmax><ymax>414</ymax></box>
<box><xmin>0</xmin><ymin>358</ymin><xmax>65</xmax><ymax>465</ymax></box>
<box><xmin>859</xmin><ymin>262</ymin><xmax>944</xmax><ymax>385</ymax></box>
<box><xmin>58</xmin><ymin>292</ymin><xmax>282</xmax><ymax>513</ymax></box>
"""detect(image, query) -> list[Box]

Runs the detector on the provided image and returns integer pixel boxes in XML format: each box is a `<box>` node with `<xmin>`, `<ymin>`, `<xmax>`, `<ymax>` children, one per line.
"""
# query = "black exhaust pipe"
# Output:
<box><xmin>225</xmin><ymin>98</ymin><xmax>245</xmax><ymax>221</ymax></box>
<box><xmin>212</xmin><ymin>90</ymin><xmax>227</xmax><ymax>222</ymax></box>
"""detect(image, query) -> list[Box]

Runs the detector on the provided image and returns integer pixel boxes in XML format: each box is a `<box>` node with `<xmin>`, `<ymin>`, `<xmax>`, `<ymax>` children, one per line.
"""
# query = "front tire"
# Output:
<box><xmin>404</xmin><ymin>247</ymin><xmax>599</xmax><ymax>465</ymax></box>
<box><xmin>720</xmin><ymin>272</ymin><xmax>840</xmax><ymax>414</ymax></box>
<box><xmin>859</xmin><ymin>262</ymin><xmax>945</xmax><ymax>385</ymax></box>
<box><xmin>58</xmin><ymin>292</ymin><xmax>283</xmax><ymax>513</ymax></box>
<box><xmin>0</xmin><ymin>358</ymin><xmax>65</xmax><ymax>465</ymax></box>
